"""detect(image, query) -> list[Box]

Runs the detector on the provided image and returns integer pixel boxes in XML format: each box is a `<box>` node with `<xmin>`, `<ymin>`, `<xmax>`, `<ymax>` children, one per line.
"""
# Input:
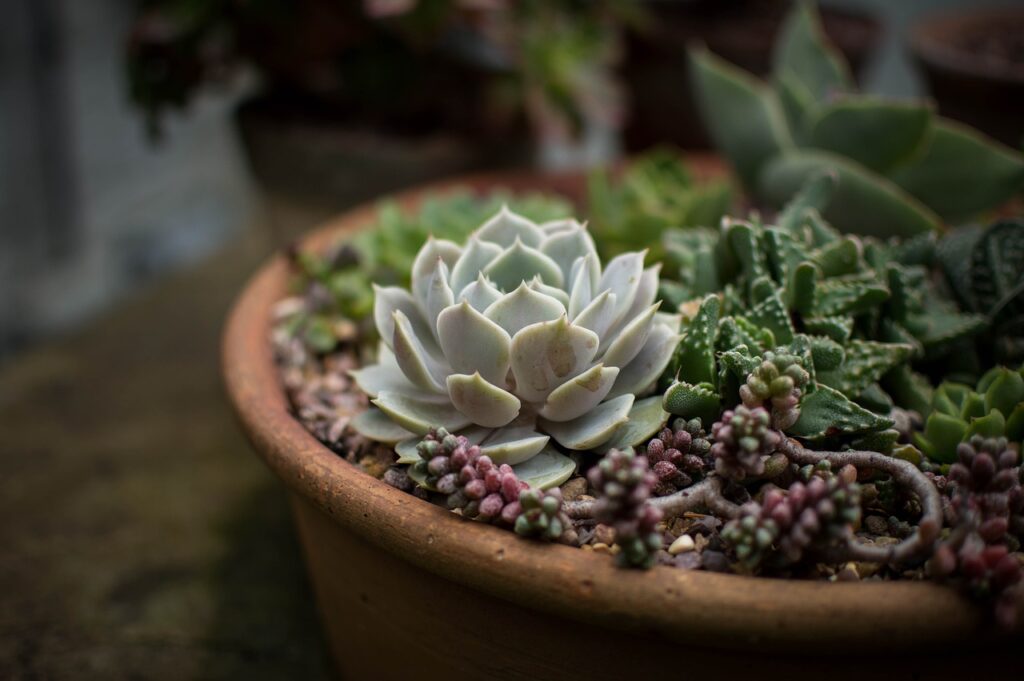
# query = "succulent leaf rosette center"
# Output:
<box><xmin>350</xmin><ymin>207</ymin><xmax>680</xmax><ymax>473</ymax></box>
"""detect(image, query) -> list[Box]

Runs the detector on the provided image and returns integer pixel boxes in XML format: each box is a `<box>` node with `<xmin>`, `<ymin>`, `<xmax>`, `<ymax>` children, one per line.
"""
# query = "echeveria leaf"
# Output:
<box><xmin>608</xmin><ymin>323</ymin><xmax>681</xmax><ymax>399</ymax></box>
<box><xmin>372</xmin><ymin>391</ymin><xmax>473</xmax><ymax>435</ymax></box>
<box><xmin>539</xmin><ymin>364</ymin><xmax>619</xmax><ymax>422</ymax></box>
<box><xmin>511</xmin><ymin>447</ymin><xmax>576</xmax><ymax>490</ymax></box>
<box><xmin>540</xmin><ymin>394</ymin><xmax>634</xmax><ymax>450</ymax></box>
<box><xmin>484</xmin><ymin>282</ymin><xmax>565</xmax><ymax>337</ymax></box>
<box><xmin>479</xmin><ymin>426</ymin><xmax>550</xmax><ymax>465</ymax></box>
<box><xmin>446</xmin><ymin>373</ymin><xmax>520</xmax><ymax>428</ymax></box>
<box><xmin>509</xmin><ymin>315</ymin><xmax>599</xmax><ymax>402</ymax></box>
<box><xmin>596</xmin><ymin>396</ymin><xmax>670</xmax><ymax>453</ymax></box>
<box><xmin>350</xmin><ymin>407</ymin><xmax>417</xmax><ymax>444</ymax></box>
<box><xmin>484</xmin><ymin>238</ymin><xmax>564</xmax><ymax>291</ymax></box>
<box><xmin>436</xmin><ymin>300</ymin><xmax>511</xmax><ymax>386</ymax></box>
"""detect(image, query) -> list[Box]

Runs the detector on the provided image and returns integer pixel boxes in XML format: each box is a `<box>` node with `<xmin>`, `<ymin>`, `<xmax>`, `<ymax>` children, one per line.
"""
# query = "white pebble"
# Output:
<box><xmin>668</xmin><ymin>534</ymin><xmax>696</xmax><ymax>555</ymax></box>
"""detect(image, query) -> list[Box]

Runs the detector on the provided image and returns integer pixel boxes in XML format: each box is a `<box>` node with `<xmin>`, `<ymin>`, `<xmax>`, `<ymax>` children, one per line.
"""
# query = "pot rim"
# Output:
<box><xmin>910</xmin><ymin>6</ymin><xmax>1024</xmax><ymax>85</ymax></box>
<box><xmin>222</xmin><ymin>167</ymin><xmax>1008</xmax><ymax>654</ymax></box>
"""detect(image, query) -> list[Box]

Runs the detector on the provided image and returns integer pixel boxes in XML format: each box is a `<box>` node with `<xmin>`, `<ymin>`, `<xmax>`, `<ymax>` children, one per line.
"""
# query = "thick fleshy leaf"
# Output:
<box><xmin>484</xmin><ymin>283</ymin><xmax>565</xmax><ymax>337</ymax></box>
<box><xmin>568</xmin><ymin>253</ymin><xmax>600</xmax><ymax>319</ymax></box>
<box><xmin>446</xmin><ymin>373</ymin><xmax>520</xmax><ymax>428</ymax></box>
<box><xmin>540</xmin><ymin>224</ymin><xmax>598</xmax><ymax>284</ymax></box>
<box><xmin>689</xmin><ymin>46</ymin><xmax>793</xmax><ymax>189</ymax></box>
<box><xmin>350</xmin><ymin>407</ymin><xmax>417</xmax><ymax>444</ymax></box>
<box><xmin>392</xmin><ymin>310</ymin><xmax>446</xmax><ymax>393</ymax></box>
<box><xmin>484</xmin><ymin>238</ymin><xmax>564</xmax><ymax>291</ymax></box>
<box><xmin>528</xmin><ymin>277</ymin><xmax>570</xmax><ymax>309</ymax></box>
<box><xmin>450</xmin><ymin>236</ymin><xmax>502</xmax><ymax>298</ymax></box>
<box><xmin>596</xmin><ymin>395</ymin><xmax>669</xmax><ymax>454</ymax></box>
<box><xmin>372</xmin><ymin>391</ymin><xmax>473</xmax><ymax>435</ymax></box>
<box><xmin>424</xmin><ymin>260</ymin><xmax>453</xmax><ymax>337</ymax></box>
<box><xmin>411</xmin><ymin>238</ymin><xmax>460</xmax><ymax>313</ymax></box>
<box><xmin>458</xmin><ymin>273</ymin><xmax>503</xmax><ymax>312</ymax></box>
<box><xmin>509</xmin><ymin>315</ymin><xmax>599</xmax><ymax>402</ymax></box>
<box><xmin>573</xmin><ymin>290</ymin><xmax>617</xmax><ymax>337</ymax></box>
<box><xmin>541</xmin><ymin>394</ymin><xmax>635</xmax><ymax>450</ymax></box>
<box><xmin>772</xmin><ymin>0</ymin><xmax>852</xmax><ymax>101</ymax></box>
<box><xmin>479</xmin><ymin>426</ymin><xmax>550</xmax><ymax>465</ymax></box>
<box><xmin>475</xmin><ymin>206</ymin><xmax>544</xmax><ymax>247</ymax></box>
<box><xmin>618</xmin><ymin>264</ymin><xmax>661</xmax><ymax>326</ymax></box>
<box><xmin>348</xmin><ymin>361</ymin><xmax>443</xmax><ymax>400</ymax></box>
<box><xmin>373</xmin><ymin>285</ymin><xmax>431</xmax><ymax>350</ymax></box>
<box><xmin>539</xmin><ymin>218</ymin><xmax>582</xmax><ymax>236</ymax></box>
<box><xmin>889</xmin><ymin>119</ymin><xmax>1024</xmax><ymax>223</ymax></box>
<box><xmin>539</xmin><ymin>364</ymin><xmax>619</xmax><ymax>422</ymax></box>
<box><xmin>395</xmin><ymin>438</ymin><xmax>422</xmax><ymax>465</ymax></box>
<box><xmin>602</xmin><ymin>303</ymin><xmax>659</xmax><ymax>367</ymax></box>
<box><xmin>809</xmin><ymin>98</ymin><xmax>932</xmax><ymax>173</ymax></box>
<box><xmin>436</xmin><ymin>300</ymin><xmax>511</xmax><ymax>386</ymax></box>
<box><xmin>511</xmin><ymin>446</ymin><xmax>576</xmax><ymax>489</ymax></box>
<box><xmin>607</xmin><ymin>323</ymin><xmax>681</xmax><ymax>399</ymax></box>
<box><xmin>599</xmin><ymin>251</ymin><xmax>646</xmax><ymax>328</ymax></box>
<box><xmin>759</xmin><ymin>150</ymin><xmax>941</xmax><ymax>237</ymax></box>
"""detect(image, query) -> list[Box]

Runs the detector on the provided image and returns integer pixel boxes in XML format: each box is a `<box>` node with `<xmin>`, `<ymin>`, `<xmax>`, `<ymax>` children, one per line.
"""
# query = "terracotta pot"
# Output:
<box><xmin>222</xmin><ymin>164</ymin><xmax>1018</xmax><ymax>681</ymax></box>
<box><xmin>911</xmin><ymin>6</ymin><xmax>1024</xmax><ymax>148</ymax></box>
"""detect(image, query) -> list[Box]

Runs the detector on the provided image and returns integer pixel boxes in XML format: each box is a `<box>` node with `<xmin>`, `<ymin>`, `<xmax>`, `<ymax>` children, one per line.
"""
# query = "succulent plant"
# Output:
<box><xmin>645</xmin><ymin>417</ymin><xmax>711</xmax><ymax>496</ymax></box>
<box><xmin>947</xmin><ymin>436</ymin><xmax>1023</xmax><ymax>542</ymax></box>
<box><xmin>937</xmin><ymin>218</ymin><xmax>1024</xmax><ymax>365</ymax></box>
<box><xmin>588</xmin><ymin>449</ymin><xmax>664</xmax><ymax>568</ymax></box>
<box><xmin>723</xmin><ymin>465</ymin><xmax>862</xmax><ymax>571</ymax></box>
<box><xmin>690</xmin><ymin>0</ymin><xmax>1024</xmax><ymax>237</ymax></box>
<box><xmin>513</xmin><ymin>488</ymin><xmax>576</xmax><ymax>544</ymax></box>
<box><xmin>350</xmin><ymin>207</ymin><xmax>680</xmax><ymax>483</ymax></box>
<box><xmin>711</xmin><ymin>406</ymin><xmax>781</xmax><ymax>481</ymax></box>
<box><xmin>740</xmin><ymin>351</ymin><xmax>810</xmax><ymax>429</ymax></box>
<box><xmin>914</xmin><ymin>365</ymin><xmax>1024</xmax><ymax>463</ymax></box>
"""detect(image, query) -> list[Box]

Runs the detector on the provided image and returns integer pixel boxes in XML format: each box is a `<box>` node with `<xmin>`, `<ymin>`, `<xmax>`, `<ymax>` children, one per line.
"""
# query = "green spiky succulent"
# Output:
<box><xmin>689</xmin><ymin>0</ymin><xmax>1024</xmax><ymax>238</ymax></box>
<box><xmin>349</xmin><ymin>207</ymin><xmax>681</xmax><ymax>482</ymax></box>
<box><xmin>658</xmin><ymin>173</ymin><xmax>990</xmax><ymax>448</ymax></box>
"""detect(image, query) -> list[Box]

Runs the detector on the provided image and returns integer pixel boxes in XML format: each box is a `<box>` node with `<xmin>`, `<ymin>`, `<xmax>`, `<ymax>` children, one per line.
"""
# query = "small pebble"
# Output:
<box><xmin>668</xmin><ymin>534</ymin><xmax>696</xmax><ymax>555</ymax></box>
<box><xmin>592</xmin><ymin>542</ymin><xmax>611</xmax><ymax>554</ymax></box>
<box><xmin>560</xmin><ymin>476</ymin><xmax>589</xmax><ymax>500</ymax></box>
<box><xmin>594</xmin><ymin>524</ymin><xmax>616</xmax><ymax>545</ymax></box>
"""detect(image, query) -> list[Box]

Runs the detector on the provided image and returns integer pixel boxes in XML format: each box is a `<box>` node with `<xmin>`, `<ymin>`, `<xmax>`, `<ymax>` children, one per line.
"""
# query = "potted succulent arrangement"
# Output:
<box><xmin>223</xmin><ymin>4</ymin><xmax>1024</xmax><ymax>679</ymax></box>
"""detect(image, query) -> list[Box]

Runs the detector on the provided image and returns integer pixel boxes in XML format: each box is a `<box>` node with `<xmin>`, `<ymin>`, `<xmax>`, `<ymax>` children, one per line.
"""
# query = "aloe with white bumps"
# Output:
<box><xmin>350</xmin><ymin>207</ymin><xmax>680</xmax><ymax>479</ymax></box>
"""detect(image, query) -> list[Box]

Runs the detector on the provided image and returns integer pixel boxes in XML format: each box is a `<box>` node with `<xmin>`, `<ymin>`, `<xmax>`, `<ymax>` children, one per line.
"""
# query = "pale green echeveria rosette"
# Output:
<box><xmin>349</xmin><ymin>207</ymin><xmax>681</xmax><ymax>486</ymax></box>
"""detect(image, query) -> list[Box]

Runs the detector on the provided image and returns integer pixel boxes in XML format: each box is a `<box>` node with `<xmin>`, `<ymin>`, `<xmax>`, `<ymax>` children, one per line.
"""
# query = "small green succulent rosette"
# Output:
<box><xmin>349</xmin><ymin>207</ymin><xmax>680</xmax><ymax>485</ymax></box>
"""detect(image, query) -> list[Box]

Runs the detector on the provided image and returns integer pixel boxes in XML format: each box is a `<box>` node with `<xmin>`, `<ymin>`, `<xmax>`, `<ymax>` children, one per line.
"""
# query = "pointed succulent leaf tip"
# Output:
<box><xmin>573</xmin><ymin>290</ymin><xmax>618</xmax><ymax>337</ymax></box>
<box><xmin>392</xmin><ymin>310</ymin><xmax>446</xmax><ymax>393</ymax></box>
<box><xmin>349</xmin><ymin>360</ymin><xmax>427</xmax><ymax>400</ymax></box>
<box><xmin>372</xmin><ymin>391</ymin><xmax>473</xmax><ymax>435</ymax></box>
<box><xmin>601</xmin><ymin>303</ymin><xmax>660</xmax><ymax>368</ymax></box>
<box><xmin>541</xmin><ymin>393</ymin><xmax>635</xmax><ymax>450</ymax></box>
<box><xmin>373</xmin><ymin>285</ymin><xmax>429</xmax><ymax>351</ymax></box>
<box><xmin>484</xmin><ymin>282</ymin><xmax>565</xmax><ymax>337</ymax></box>
<box><xmin>411</xmin><ymin>237</ymin><xmax>461</xmax><ymax>313</ymax></box>
<box><xmin>539</xmin><ymin>363</ymin><xmax>620</xmax><ymax>422</ymax></box>
<box><xmin>446</xmin><ymin>373</ymin><xmax>520</xmax><ymax>428</ymax></box>
<box><xmin>424</xmin><ymin>259</ymin><xmax>454</xmax><ymax>337</ymax></box>
<box><xmin>458</xmin><ymin>272</ymin><xmax>502</xmax><ymax>312</ymax></box>
<box><xmin>568</xmin><ymin>253</ymin><xmax>600</xmax><ymax>319</ymax></box>
<box><xmin>539</xmin><ymin>222</ymin><xmax>598</xmax><ymax>284</ymax></box>
<box><xmin>483</xmin><ymin>236</ymin><xmax>565</xmax><ymax>291</ymax></box>
<box><xmin>618</xmin><ymin>264</ymin><xmax>662</xmax><ymax>326</ymax></box>
<box><xmin>528</xmin><ymin>276</ymin><xmax>571</xmax><ymax>309</ymax></box>
<box><xmin>608</xmin><ymin>324</ymin><xmax>682</xmax><ymax>400</ymax></box>
<box><xmin>599</xmin><ymin>250</ymin><xmax>647</xmax><ymax>328</ymax></box>
<box><xmin>509</xmin><ymin>314</ymin><xmax>599</xmax><ymax>402</ymax></box>
<box><xmin>449</xmin><ymin>236</ymin><xmax>502</xmax><ymax>298</ymax></box>
<box><xmin>539</xmin><ymin>217</ymin><xmax>584</xmax><ymax>236</ymax></box>
<box><xmin>474</xmin><ymin>205</ymin><xmax>545</xmax><ymax>248</ymax></box>
<box><xmin>479</xmin><ymin>426</ymin><xmax>550</xmax><ymax>465</ymax></box>
<box><xmin>436</xmin><ymin>300</ymin><xmax>511</xmax><ymax>387</ymax></box>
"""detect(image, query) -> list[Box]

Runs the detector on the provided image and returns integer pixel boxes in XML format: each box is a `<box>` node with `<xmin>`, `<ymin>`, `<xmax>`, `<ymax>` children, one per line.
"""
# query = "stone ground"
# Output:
<box><xmin>0</xmin><ymin>198</ymin><xmax>341</xmax><ymax>680</ymax></box>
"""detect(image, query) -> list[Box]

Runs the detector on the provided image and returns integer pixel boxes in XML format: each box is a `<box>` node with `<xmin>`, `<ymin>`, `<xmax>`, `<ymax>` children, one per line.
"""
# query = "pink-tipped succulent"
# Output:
<box><xmin>711</xmin><ymin>405</ymin><xmax>782</xmax><ymax>481</ymax></box>
<box><xmin>645</xmin><ymin>417</ymin><xmax>711</xmax><ymax>495</ymax></box>
<box><xmin>723</xmin><ymin>465</ymin><xmax>862</xmax><ymax>571</ymax></box>
<box><xmin>588</xmin><ymin>449</ymin><xmax>663</xmax><ymax>568</ymax></box>
<box><xmin>739</xmin><ymin>351</ymin><xmax>809</xmax><ymax>430</ymax></box>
